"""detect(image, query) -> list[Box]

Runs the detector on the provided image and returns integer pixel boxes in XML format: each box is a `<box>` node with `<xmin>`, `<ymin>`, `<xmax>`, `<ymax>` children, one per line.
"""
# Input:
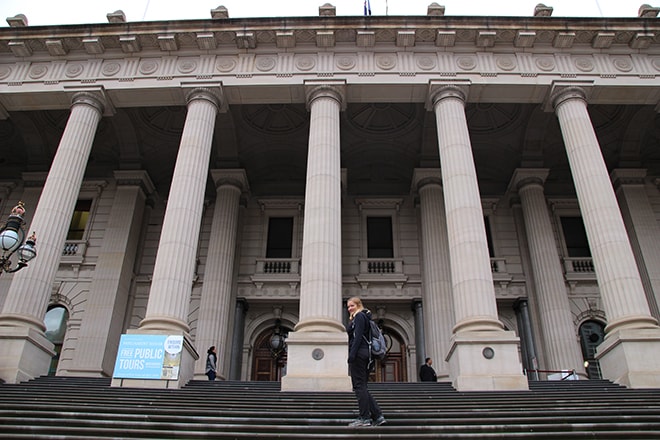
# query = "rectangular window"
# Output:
<box><xmin>367</xmin><ymin>217</ymin><xmax>393</xmax><ymax>258</ymax></box>
<box><xmin>266</xmin><ymin>217</ymin><xmax>294</xmax><ymax>258</ymax></box>
<box><xmin>561</xmin><ymin>216</ymin><xmax>591</xmax><ymax>257</ymax></box>
<box><xmin>484</xmin><ymin>216</ymin><xmax>494</xmax><ymax>257</ymax></box>
<box><xmin>66</xmin><ymin>199</ymin><xmax>92</xmax><ymax>240</ymax></box>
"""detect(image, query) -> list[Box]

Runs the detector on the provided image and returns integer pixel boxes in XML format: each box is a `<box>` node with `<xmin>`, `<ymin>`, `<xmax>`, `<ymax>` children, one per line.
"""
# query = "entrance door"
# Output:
<box><xmin>44</xmin><ymin>306</ymin><xmax>69</xmax><ymax>376</ymax></box>
<box><xmin>579</xmin><ymin>320</ymin><xmax>605</xmax><ymax>379</ymax></box>
<box><xmin>251</xmin><ymin>327</ymin><xmax>288</xmax><ymax>381</ymax></box>
<box><xmin>371</xmin><ymin>327</ymin><xmax>406</xmax><ymax>382</ymax></box>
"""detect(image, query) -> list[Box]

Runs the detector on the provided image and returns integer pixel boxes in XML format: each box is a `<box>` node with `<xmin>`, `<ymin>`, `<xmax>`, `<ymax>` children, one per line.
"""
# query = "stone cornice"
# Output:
<box><xmin>1</xmin><ymin>16</ymin><xmax>658</xmax><ymax>56</ymax></box>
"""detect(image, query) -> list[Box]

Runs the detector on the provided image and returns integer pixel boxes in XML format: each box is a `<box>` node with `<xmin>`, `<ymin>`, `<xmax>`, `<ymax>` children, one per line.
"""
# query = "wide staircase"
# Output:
<box><xmin>1</xmin><ymin>376</ymin><xmax>660</xmax><ymax>439</ymax></box>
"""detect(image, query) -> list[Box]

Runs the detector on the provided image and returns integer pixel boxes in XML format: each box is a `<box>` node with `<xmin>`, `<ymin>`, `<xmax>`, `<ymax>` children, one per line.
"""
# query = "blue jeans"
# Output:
<box><xmin>206</xmin><ymin>370</ymin><xmax>216</xmax><ymax>381</ymax></box>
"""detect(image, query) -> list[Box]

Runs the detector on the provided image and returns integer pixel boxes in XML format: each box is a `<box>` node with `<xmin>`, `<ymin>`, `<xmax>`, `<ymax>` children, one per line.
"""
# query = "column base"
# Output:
<box><xmin>280</xmin><ymin>331</ymin><xmax>352</xmax><ymax>392</ymax></box>
<box><xmin>110</xmin><ymin>330</ymin><xmax>199</xmax><ymax>389</ymax></box>
<box><xmin>446</xmin><ymin>330</ymin><xmax>528</xmax><ymax>391</ymax></box>
<box><xmin>596</xmin><ymin>327</ymin><xmax>660</xmax><ymax>388</ymax></box>
<box><xmin>0</xmin><ymin>326</ymin><xmax>55</xmax><ymax>384</ymax></box>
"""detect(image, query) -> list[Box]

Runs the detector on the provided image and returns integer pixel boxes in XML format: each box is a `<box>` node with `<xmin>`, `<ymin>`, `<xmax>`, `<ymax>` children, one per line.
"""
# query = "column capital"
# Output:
<box><xmin>427</xmin><ymin>81</ymin><xmax>469</xmax><ymax>110</ymax></box>
<box><xmin>507</xmin><ymin>168</ymin><xmax>550</xmax><ymax>193</ymax></box>
<box><xmin>70</xmin><ymin>91</ymin><xmax>106</xmax><ymax>115</ymax></box>
<box><xmin>210</xmin><ymin>169</ymin><xmax>250</xmax><ymax>193</ymax></box>
<box><xmin>184</xmin><ymin>85</ymin><xmax>226</xmax><ymax>112</ymax></box>
<box><xmin>64</xmin><ymin>86</ymin><xmax>115</xmax><ymax>116</ymax></box>
<box><xmin>304</xmin><ymin>79</ymin><xmax>346</xmax><ymax>111</ymax></box>
<box><xmin>545</xmin><ymin>82</ymin><xmax>593</xmax><ymax>112</ymax></box>
<box><xmin>411</xmin><ymin>168</ymin><xmax>442</xmax><ymax>193</ymax></box>
<box><xmin>610</xmin><ymin>168</ymin><xmax>647</xmax><ymax>189</ymax></box>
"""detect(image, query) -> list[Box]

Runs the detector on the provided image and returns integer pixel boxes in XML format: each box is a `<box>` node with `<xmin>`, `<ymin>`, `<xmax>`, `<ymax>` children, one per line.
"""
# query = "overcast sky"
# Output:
<box><xmin>0</xmin><ymin>0</ymin><xmax>645</xmax><ymax>27</ymax></box>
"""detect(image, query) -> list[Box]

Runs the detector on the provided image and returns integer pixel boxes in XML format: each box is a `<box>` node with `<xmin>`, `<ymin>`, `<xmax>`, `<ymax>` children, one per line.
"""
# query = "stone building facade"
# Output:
<box><xmin>1</xmin><ymin>3</ymin><xmax>660</xmax><ymax>391</ymax></box>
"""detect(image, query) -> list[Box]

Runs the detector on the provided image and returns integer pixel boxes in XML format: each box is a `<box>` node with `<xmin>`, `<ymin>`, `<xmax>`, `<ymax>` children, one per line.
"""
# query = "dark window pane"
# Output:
<box><xmin>266</xmin><ymin>217</ymin><xmax>293</xmax><ymax>258</ymax></box>
<box><xmin>561</xmin><ymin>217</ymin><xmax>591</xmax><ymax>257</ymax></box>
<box><xmin>484</xmin><ymin>216</ymin><xmax>494</xmax><ymax>257</ymax></box>
<box><xmin>367</xmin><ymin>217</ymin><xmax>393</xmax><ymax>258</ymax></box>
<box><xmin>66</xmin><ymin>199</ymin><xmax>92</xmax><ymax>240</ymax></box>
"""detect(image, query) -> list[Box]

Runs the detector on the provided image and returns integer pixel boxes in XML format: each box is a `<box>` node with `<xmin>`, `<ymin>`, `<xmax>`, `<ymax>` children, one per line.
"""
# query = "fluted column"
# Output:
<box><xmin>229</xmin><ymin>299</ymin><xmax>248</xmax><ymax>380</ymax></box>
<box><xmin>281</xmin><ymin>80</ymin><xmax>351</xmax><ymax>392</ymax></box>
<box><xmin>552</xmin><ymin>89</ymin><xmax>657</xmax><ymax>332</ymax></box>
<box><xmin>513</xmin><ymin>298</ymin><xmax>539</xmax><ymax>380</ymax></box>
<box><xmin>194</xmin><ymin>169</ymin><xmax>248</xmax><ymax>380</ymax></box>
<box><xmin>511</xmin><ymin>169</ymin><xmax>585</xmax><ymax>375</ymax></box>
<box><xmin>139</xmin><ymin>88</ymin><xmax>221</xmax><ymax>334</ymax></box>
<box><xmin>111</xmin><ymin>88</ymin><xmax>222</xmax><ymax>389</ymax></box>
<box><xmin>412</xmin><ymin>168</ymin><xmax>453</xmax><ymax>379</ymax></box>
<box><xmin>429</xmin><ymin>83</ymin><xmax>526</xmax><ymax>391</ymax></box>
<box><xmin>0</xmin><ymin>91</ymin><xmax>106</xmax><ymax>383</ymax></box>
<box><xmin>295</xmin><ymin>83</ymin><xmax>344</xmax><ymax>333</ymax></box>
<box><xmin>412</xmin><ymin>300</ymin><xmax>426</xmax><ymax>378</ymax></box>
<box><xmin>430</xmin><ymin>86</ymin><xmax>502</xmax><ymax>333</ymax></box>
<box><xmin>611</xmin><ymin>169</ymin><xmax>660</xmax><ymax>321</ymax></box>
<box><xmin>551</xmin><ymin>86</ymin><xmax>660</xmax><ymax>388</ymax></box>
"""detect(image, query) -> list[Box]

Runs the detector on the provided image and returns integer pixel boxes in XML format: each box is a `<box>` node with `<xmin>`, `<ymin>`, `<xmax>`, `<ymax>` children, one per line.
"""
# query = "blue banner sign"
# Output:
<box><xmin>113</xmin><ymin>334</ymin><xmax>183</xmax><ymax>380</ymax></box>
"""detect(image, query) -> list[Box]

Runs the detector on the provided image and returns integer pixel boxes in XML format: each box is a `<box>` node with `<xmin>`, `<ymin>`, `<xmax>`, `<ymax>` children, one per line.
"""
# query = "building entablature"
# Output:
<box><xmin>1</xmin><ymin>15</ymin><xmax>660</xmax><ymax>112</ymax></box>
<box><xmin>1</xmin><ymin>15</ymin><xmax>659</xmax><ymax>55</ymax></box>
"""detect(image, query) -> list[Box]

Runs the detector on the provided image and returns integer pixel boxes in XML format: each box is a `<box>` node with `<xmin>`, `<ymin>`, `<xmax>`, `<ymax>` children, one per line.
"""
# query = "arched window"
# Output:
<box><xmin>44</xmin><ymin>306</ymin><xmax>69</xmax><ymax>376</ymax></box>
<box><xmin>579</xmin><ymin>320</ymin><xmax>605</xmax><ymax>379</ymax></box>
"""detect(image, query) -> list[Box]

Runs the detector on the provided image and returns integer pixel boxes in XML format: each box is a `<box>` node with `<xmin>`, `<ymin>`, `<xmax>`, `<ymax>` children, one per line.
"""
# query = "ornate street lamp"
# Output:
<box><xmin>270</xmin><ymin>319</ymin><xmax>286</xmax><ymax>358</ymax></box>
<box><xmin>0</xmin><ymin>201</ymin><xmax>37</xmax><ymax>275</ymax></box>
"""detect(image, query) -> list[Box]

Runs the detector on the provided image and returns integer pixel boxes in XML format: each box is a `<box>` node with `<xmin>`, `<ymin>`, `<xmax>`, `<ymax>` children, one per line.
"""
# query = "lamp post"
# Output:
<box><xmin>0</xmin><ymin>201</ymin><xmax>37</xmax><ymax>275</ymax></box>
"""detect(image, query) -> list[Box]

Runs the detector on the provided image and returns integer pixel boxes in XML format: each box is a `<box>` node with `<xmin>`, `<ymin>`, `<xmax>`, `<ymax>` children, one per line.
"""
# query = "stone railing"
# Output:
<box><xmin>490</xmin><ymin>257</ymin><xmax>513</xmax><ymax>288</ymax></box>
<box><xmin>60</xmin><ymin>240</ymin><xmax>86</xmax><ymax>265</ymax></box>
<box><xmin>563</xmin><ymin>257</ymin><xmax>597</xmax><ymax>282</ymax></box>
<box><xmin>356</xmin><ymin>258</ymin><xmax>407</xmax><ymax>289</ymax></box>
<box><xmin>255</xmin><ymin>258</ymin><xmax>300</xmax><ymax>275</ymax></box>
<box><xmin>359</xmin><ymin>258</ymin><xmax>404</xmax><ymax>275</ymax></box>
<box><xmin>490</xmin><ymin>257</ymin><xmax>508</xmax><ymax>274</ymax></box>
<box><xmin>250</xmin><ymin>258</ymin><xmax>301</xmax><ymax>288</ymax></box>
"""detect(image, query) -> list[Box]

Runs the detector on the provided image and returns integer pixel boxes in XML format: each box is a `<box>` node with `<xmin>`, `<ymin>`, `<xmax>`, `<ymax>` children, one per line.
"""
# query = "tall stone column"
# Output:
<box><xmin>513</xmin><ymin>298</ymin><xmax>539</xmax><ymax>380</ymax></box>
<box><xmin>193</xmin><ymin>169</ymin><xmax>248</xmax><ymax>380</ymax></box>
<box><xmin>281</xmin><ymin>80</ymin><xmax>351</xmax><ymax>392</ymax></box>
<box><xmin>611</xmin><ymin>169</ymin><xmax>660</xmax><ymax>321</ymax></box>
<box><xmin>229</xmin><ymin>298</ymin><xmax>248</xmax><ymax>380</ymax></box>
<box><xmin>551</xmin><ymin>86</ymin><xmax>660</xmax><ymax>388</ymax></box>
<box><xmin>412</xmin><ymin>300</ymin><xmax>426</xmax><ymax>378</ymax></box>
<box><xmin>412</xmin><ymin>168</ymin><xmax>453</xmax><ymax>380</ymax></box>
<box><xmin>113</xmin><ymin>87</ymin><xmax>223</xmax><ymax>389</ymax></box>
<box><xmin>429</xmin><ymin>83</ymin><xmax>526</xmax><ymax>391</ymax></box>
<box><xmin>69</xmin><ymin>171</ymin><xmax>154</xmax><ymax>377</ymax></box>
<box><xmin>0</xmin><ymin>91</ymin><xmax>107</xmax><ymax>383</ymax></box>
<box><xmin>510</xmin><ymin>169</ymin><xmax>585</xmax><ymax>376</ymax></box>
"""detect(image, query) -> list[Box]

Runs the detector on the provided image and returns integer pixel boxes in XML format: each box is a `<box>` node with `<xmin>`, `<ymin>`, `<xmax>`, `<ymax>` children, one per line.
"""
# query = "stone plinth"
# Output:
<box><xmin>0</xmin><ymin>326</ymin><xmax>55</xmax><ymax>384</ymax></box>
<box><xmin>446</xmin><ymin>331</ymin><xmax>529</xmax><ymax>391</ymax></box>
<box><xmin>280</xmin><ymin>331</ymin><xmax>351</xmax><ymax>392</ymax></box>
<box><xmin>597</xmin><ymin>328</ymin><xmax>660</xmax><ymax>388</ymax></box>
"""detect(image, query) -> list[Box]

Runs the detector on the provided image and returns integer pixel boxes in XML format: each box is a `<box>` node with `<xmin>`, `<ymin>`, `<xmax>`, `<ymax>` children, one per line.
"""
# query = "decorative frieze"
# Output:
<box><xmin>2</xmin><ymin>50</ymin><xmax>656</xmax><ymax>90</ymax></box>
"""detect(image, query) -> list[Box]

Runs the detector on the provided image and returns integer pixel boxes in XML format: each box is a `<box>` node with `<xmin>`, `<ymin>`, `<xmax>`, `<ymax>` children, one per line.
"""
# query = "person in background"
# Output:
<box><xmin>346</xmin><ymin>297</ymin><xmax>386</xmax><ymax>427</ymax></box>
<box><xmin>419</xmin><ymin>357</ymin><xmax>437</xmax><ymax>382</ymax></box>
<box><xmin>205</xmin><ymin>346</ymin><xmax>218</xmax><ymax>381</ymax></box>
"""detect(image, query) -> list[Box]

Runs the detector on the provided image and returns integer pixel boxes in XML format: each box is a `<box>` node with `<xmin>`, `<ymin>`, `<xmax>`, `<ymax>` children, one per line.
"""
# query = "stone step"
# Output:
<box><xmin>1</xmin><ymin>377</ymin><xmax>659</xmax><ymax>439</ymax></box>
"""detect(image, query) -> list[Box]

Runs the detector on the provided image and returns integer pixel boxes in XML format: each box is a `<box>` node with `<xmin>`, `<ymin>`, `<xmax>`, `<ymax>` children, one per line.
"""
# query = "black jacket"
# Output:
<box><xmin>346</xmin><ymin>309</ymin><xmax>372</xmax><ymax>363</ymax></box>
<box><xmin>419</xmin><ymin>364</ymin><xmax>437</xmax><ymax>381</ymax></box>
